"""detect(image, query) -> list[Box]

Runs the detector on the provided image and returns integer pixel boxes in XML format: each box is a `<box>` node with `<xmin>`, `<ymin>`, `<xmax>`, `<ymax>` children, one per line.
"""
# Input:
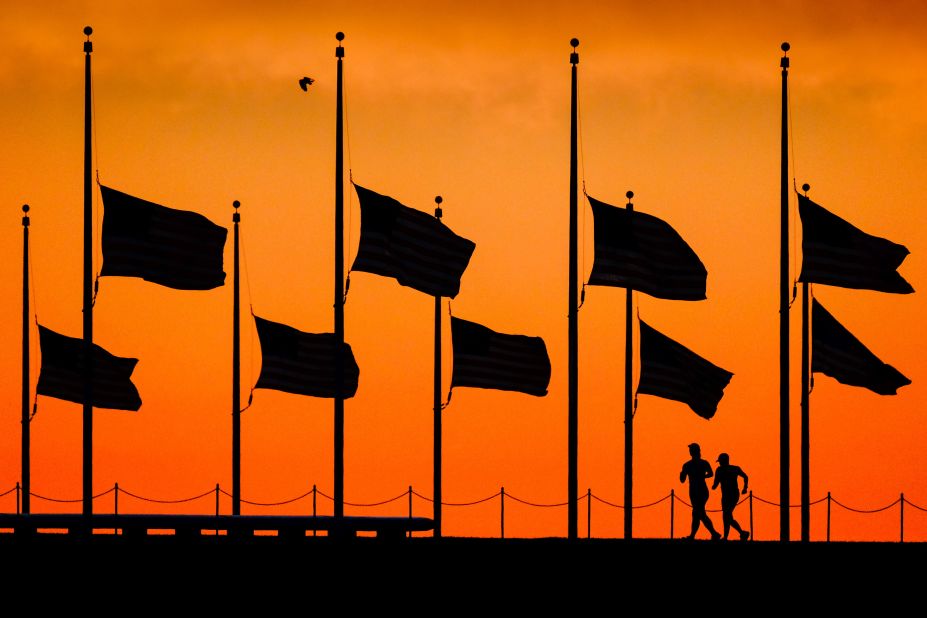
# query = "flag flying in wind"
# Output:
<box><xmin>36</xmin><ymin>325</ymin><xmax>142</xmax><ymax>411</ymax></box>
<box><xmin>352</xmin><ymin>184</ymin><xmax>476</xmax><ymax>298</ymax></box>
<box><xmin>586</xmin><ymin>195</ymin><xmax>707</xmax><ymax>301</ymax></box>
<box><xmin>812</xmin><ymin>299</ymin><xmax>910</xmax><ymax>395</ymax></box>
<box><xmin>254</xmin><ymin>315</ymin><xmax>360</xmax><ymax>399</ymax></box>
<box><xmin>798</xmin><ymin>194</ymin><xmax>913</xmax><ymax>294</ymax></box>
<box><xmin>100</xmin><ymin>185</ymin><xmax>228</xmax><ymax>290</ymax></box>
<box><xmin>450</xmin><ymin>317</ymin><xmax>551</xmax><ymax>397</ymax></box>
<box><xmin>637</xmin><ymin>319</ymin><xmax>733</xmax><ymax>419</ymax></box>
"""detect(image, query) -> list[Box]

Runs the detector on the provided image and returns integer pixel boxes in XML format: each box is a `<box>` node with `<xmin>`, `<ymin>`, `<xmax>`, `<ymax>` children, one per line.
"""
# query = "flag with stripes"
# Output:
<box><xmin>812</xmin><ymin>299</ymin><xmax>910</xmax><ymax>395</ymax></box>
<box><xmin>450</xmin><ymin>317</ymin><xmax>551</xmax><ymax>396</ymax></box>
<box><xmin>637</xmin><ymin>320</ymin><xmax>732</xmax><ymax>419</ymax></box>
<box><xmin>799</xmin><ymin>194</ymin><xmax>913</xmax><ymax>294</ymax></box>
<box><xmin>587</xmin><ymin>195</ymin><xmax>707</xmax><ymax>301</ymax></box>
<box><xmin>254</xmin><ymin>315</ymin><xmax>360</xmax><ymax>399</ymax></box>
<box><xmin>352</xmin><ymin>184</ymin><xmax>475</xmax><ymax>298</ymax></box>
<box><xmin>101</xmin><ymin>185</ymin><xmax>228</xmax><ymax>290</ymax></box>
<box><xmin>36</xmin><ymin>325</ymin><xmax>142</xmax><ymax>411</ymax></box>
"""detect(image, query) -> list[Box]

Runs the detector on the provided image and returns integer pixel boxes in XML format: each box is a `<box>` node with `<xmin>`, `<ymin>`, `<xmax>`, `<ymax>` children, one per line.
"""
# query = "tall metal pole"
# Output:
<box><xmin>567</xmin><ymin>37</ymin><xmax>580</xmax><ymax>540</ymax></box>
<box><xmin>779</xmin><ymin>41</ymin><xmax>791</xmax><ymax>542</ymax></box>
<box><xmin>624</xmin><ymin>191</ymin><xmax>634</xmax><ymax>540</ymax></box>
<box><xmin>22</xmin><ymin>204</ymin><xmax>31</xmax><ymax>515</ymax></box>
<box><xmin>82</xmin><ymin>26</ymin><xmax>94</xmax><ymax>517</ymax></box>
<box><xmin>434</xmin><ymin>196</ymin><xmax>443</xmax><ymax>538</ymax></box>
<box><xmin>334</xmin><ymin>32</ymin><xmax>346</xmax><ymax>520</ymax></box>
<box><xmin>800</xmin><ymin>184</ymin><xmax>811</xmax><ymax>542</ymax></box>
<box><xmin>232</xmin><ymin>200</ymin><xmax>241</xmax><ymax>516</ymax></box>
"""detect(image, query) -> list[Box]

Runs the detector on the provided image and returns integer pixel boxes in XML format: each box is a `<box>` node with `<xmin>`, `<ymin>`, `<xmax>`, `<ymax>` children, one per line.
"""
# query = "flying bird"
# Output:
<box><xmin>298</xmin><ymin>77</ymin><xmax>315</xmax><ymax>91</ymax></box>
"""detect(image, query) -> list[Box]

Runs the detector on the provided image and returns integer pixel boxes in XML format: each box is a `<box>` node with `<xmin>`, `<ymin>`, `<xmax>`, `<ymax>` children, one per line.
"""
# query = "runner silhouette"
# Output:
<box><xmin>712</xmin><ymin>452</ymin><xmax>750</xmax><ymax>541</ymax></box>
<box><xmin>680</xmin><ymin>442</ymin><xmax>720</xmax><ymax>540</ymax></box>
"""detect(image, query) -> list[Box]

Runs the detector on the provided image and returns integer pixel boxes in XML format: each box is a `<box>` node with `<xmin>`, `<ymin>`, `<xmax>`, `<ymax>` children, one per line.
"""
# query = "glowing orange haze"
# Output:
<box><xmin>1</xmin><ymin>2</ymin><xmax>926</xmax><ymax>540</ymax></box>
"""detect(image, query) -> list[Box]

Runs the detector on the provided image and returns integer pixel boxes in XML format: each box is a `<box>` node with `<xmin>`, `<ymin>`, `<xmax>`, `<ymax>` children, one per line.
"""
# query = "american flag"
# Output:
<box><xmin>101</xmin><ymin>185</ymin><xmax>228</xmax><ymax>291</ymax></box>
<box><xmin>586</xmin><ymin>194</ymin><xmax>707</xmax><ymax>301</ymax></box>
<box><xmin>450</xmin><ymin>317</ymin><xmax>550</xmax><ymax>397</ymax></box>
<box><xmin>637</xmin><ymin>319</ymin><xmax>732</xmax><ymax>419</ymax></box>
<box><xmin>254</xmin><ymin>315</ymin><xmax>359</xmax><ymax>399</ymax></box>
<box><xmin>352</xmin><ymin>184</ymin><xmax>475</xmax><ymax>298</ymax></box>
<box><xmin>812</xmin><ymin>299</ymin><xmax>910</xmax><ymax>395</ymax></box>
<box><xmin>799</xmin><ymin>194</ymin><xmax>913</xmax><ymax>294</ymax></box>
<box><xmin>36</xmin><ymin>325</ymin><xmax>141</xmax><ymax>411</ymax></box>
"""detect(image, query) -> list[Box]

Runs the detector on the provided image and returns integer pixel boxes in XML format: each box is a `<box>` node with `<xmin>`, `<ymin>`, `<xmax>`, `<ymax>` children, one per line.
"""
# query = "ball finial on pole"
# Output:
<box><xmin>336</xmin><ymin>32</ymin><xmax>345</xmax><ymax>42</ymax></box>
<box><xmin>781</xmin><ymin>42</ymin><xmax>790</xmax><ymax>53</ymax></box>
<box><xmin>22</xmin><ymin>204</ymin><xmax>30</xmax><ymax>213</ymax></box>
<box><xmin>626</xmin><ymin>190</ymin><xmax>634</xmax><ymax>200</ymax></box>
<box><xmin>233</xmin><ymin>200</ymin><xmax>241</xmax><ymax>210</ymax></box>
<box><xmin>801</xmin><ymin>183</ymin><xmax>810</xmax><ymax>195</ymax></box>
<box><xmin>570</xmin><ymin>38</ymin><xmax>579</xmax><ymax>48</ymax></box>
<box><xmin>84</xmin><ymin>26</ymin><xmax>93</xmax><ymax>37</ymax></box>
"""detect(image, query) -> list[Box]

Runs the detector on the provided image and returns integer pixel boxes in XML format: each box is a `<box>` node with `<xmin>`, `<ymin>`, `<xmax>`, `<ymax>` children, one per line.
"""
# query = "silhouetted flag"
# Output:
<box><xmin>812</xmin><ymin>299</ymin><xmax>910</xmax><ymax>395</ymax></box>
<box><xmin>36</xmin><ymin>325</ymin><xmax>141</xmax><ymax>411</ymax></box>
<box><xmin>254</xmin><ymin>315</ymin><xmax>359</xmax><ymax>398</ymax></box>
<box><xmin>637</xmin><ymin>320</ymin><xmax>732</xmax><ymax>419</ymax></box>
<box><xmin>352</xmin><ymin>184</ymin><xmax>476</xmax><ymax>298</ymax></box>
<box><xmin>100</xmin><ymin>185</ymin><xmax>228</xmax><ymax>290</ymax></box>
<box><xmin>798</xmin><ymin>194</ymin><xmax>913</xmax><ymax>294</ymax></box>
<box><xmin>587</xmin><ymin>195</ymin><xmax>707</xmax><ymax>300</ymax></box>
<box><xmin>450</xmin><ymin>317</ymin><xmax>551</xmax><ymax>396</ymax></box>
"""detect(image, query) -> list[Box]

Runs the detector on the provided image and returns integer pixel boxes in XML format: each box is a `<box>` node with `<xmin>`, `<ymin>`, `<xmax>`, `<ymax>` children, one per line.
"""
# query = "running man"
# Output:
<box><xmin>679</xmin><ymin>443</ymin><xmax>720</xmax><ymax>540</ymax></box>
<box><xmin>712</xmin><ymin>452</ymin><xmax>750</xmax><ymax>541</ymax></box>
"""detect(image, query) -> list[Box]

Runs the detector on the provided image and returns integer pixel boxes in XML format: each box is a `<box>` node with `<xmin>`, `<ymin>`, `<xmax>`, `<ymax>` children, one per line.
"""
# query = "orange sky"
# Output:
<box><xmin>1</xmin><ymin>1</ymin><xmax>926</xmax><ymax>540</ymax></box>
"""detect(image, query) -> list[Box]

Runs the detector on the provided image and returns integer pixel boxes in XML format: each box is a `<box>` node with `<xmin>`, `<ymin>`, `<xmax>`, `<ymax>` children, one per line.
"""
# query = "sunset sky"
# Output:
<box><xmin>1</xmin><ymin>1</ymin><xmax>926</xmax><ymax>540</ymax></box>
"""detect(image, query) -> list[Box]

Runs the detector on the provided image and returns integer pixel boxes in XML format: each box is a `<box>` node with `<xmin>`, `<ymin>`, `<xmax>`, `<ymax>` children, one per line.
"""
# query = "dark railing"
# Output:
<box><xmin>2</xmin><ymin>482</ymin><xmax>923</xmax><ymax>542</ymax></box>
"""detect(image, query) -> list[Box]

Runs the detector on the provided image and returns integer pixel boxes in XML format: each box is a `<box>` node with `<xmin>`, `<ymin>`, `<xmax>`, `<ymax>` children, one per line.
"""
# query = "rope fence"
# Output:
<box><xmin>1</xmin><ymin>482</ymin><xmax>923</xmax><ymax>542</ymax></box>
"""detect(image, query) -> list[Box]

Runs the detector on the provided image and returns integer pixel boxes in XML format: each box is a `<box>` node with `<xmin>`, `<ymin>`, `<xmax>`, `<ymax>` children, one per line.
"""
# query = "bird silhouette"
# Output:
<box><xmin>298</xmin><ymin>77</ymin><xmax>315</xmax><ymax>91</ymax></box>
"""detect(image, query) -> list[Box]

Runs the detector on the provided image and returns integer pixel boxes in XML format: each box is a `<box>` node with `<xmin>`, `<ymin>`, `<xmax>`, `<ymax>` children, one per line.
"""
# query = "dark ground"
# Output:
<box><xmin>1</xmin><ymin>534</ymin><xmax>921</xmax><ymax>609</ymax></box>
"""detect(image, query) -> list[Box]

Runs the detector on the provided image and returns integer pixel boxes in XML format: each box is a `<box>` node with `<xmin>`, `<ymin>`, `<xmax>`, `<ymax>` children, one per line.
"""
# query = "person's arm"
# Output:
<box><xmin>740</xmin><ymin>469</ymin><xmax>749</xmax><ymax>494</ymax></box>
<box><xmin>705</xmin><ymin>462</ymin><xmax>714</xmax><ymax>479</ymax></box>
<box><xmin>712</xmin><ymin>469</ymin><xmax>720</xmax><ymax>490</ymax></box>
<box><xmin>680</xmin><ymin>466</ymin><xmax>687</xmax><ymax>483</ymax></box>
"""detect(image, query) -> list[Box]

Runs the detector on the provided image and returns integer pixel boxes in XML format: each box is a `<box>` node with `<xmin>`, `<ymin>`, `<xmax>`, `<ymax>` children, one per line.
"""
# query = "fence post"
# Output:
<box><xmin>748</xmin><ymin>491</ymin><xmax>753</xmax><ymax>542</ymax></box>
<box><xmin>670</xmin><ymin>489</ymin><xmax>675</xmax><ymax>539</ymax></box>
<box><xmin>408</xmin><ymin>485</ymin><xmax>413</xmax><ymax>539</ymax></box>
<box><xmin>500</xmin><ymin>487</ymin><xmax>505</xmax><ymax>540</ymax></box>
<box><xmin>312</xmin><ymin>484</ymin><xmax>317</xmax><ymax>537</ymax></box>
<box><xmin>16</xmin><ymin>482</ymin><xmax>21</xmax><ymax>515</ymax></box>
<box><xmin>826</xmin><ymin>491</ymin><xmax>831</xmax><ymax>542</ymax></box>
<box><xmin>587</xmin><ymin>488</ymin><xmax>591</xmax><ymax>539</ymax></box>
<box><xmin>900</xmin><ymin>493</ymin><xmax>905</xmax><ymax>544</ymax></box>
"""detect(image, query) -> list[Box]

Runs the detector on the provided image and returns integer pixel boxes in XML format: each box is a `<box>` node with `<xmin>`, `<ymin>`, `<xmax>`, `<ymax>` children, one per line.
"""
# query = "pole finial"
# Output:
<box><xmin>84</xmin><ymin>26</ymin><xmax>93</xmax><ymax>37</ymax></box>
<box><xmin>781</xmin><ymin>41</ymin><xmax>790</xmax><ymax>53</ymax></box>
<box><xmin>801</xmin><ymin>183</ymin><xmax>810</xmax><ymax>195</ymax></box>
<box><xmin>232</xmin><ymin>200</ymin><xmax>240</xmax><ymax>222</ymax></box>
<box><xmin>435</xmin><ymin>196</ymin><xmax>443</xmax><ymax>205</ymax></box>
<box><xmin>233</xmin><ymin>200</ymin><xmax>240</xmax><ymax>210</ymax></box>
<box><xmin>336</xmin><ymin>32</ymin><xmax>345</xmax><ymax>42</ymax></box>
<box><xmin>626</xmin><ymin>190</ymin><xmax>634</xmax><ymax>201</ymax></box>
<box><xmin>434</xmin><ymin>196</ymin><xmax>443</xmax><ymax>219</ymax></box>
<box><xmin>22</xmin><ymin>204</ymin><xmax>30</xmax><ymax>213</ymax></box>
<box><xmin>570</xmin><ymin>38</ymin><xmax>579</xmax><ymax>49</ymax></box>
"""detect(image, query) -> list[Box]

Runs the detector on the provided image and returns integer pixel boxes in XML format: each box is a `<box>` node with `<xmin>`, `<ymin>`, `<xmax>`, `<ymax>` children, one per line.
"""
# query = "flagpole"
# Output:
<box><xmin>22</xmin><ymin>204</ymin><xmax>31</xmax><ymax>515</ymax></box>
<box><xmin>624</xmin><ymin>191</ymin><xmax>634</xmax><ymax>540</ymax></box>
<box><xmin>800</xmin><ymin>183</ymin><xmax>811</xmax><ymax>542</ymax></box>
<box><xmin>568</xmin><ymin>37</ymin><xmax>580</xmax><ymax>540</ymax></box>
<box><xmin>334</xmin><ymin>32</ymin><xmax>346</xmax><ymax>521</ymax></box>
<box><xmin>434</xmin><ymin>195</ymin><xmax>444</xmax><ymax>539</ymax></box>
<box><xmin>232</xmin><ymin>200</ymin><xmax>241</xmax><ymax>516</ymax></box>
<box><xmin>779</xmin><ymin>41</ymin><xmax>791</xmax><ymax>542</ymax></box>
<box><xmin>82</xmin><ymin>26</ymin><xmax>94</xmax><ymax>518</ymax></box>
